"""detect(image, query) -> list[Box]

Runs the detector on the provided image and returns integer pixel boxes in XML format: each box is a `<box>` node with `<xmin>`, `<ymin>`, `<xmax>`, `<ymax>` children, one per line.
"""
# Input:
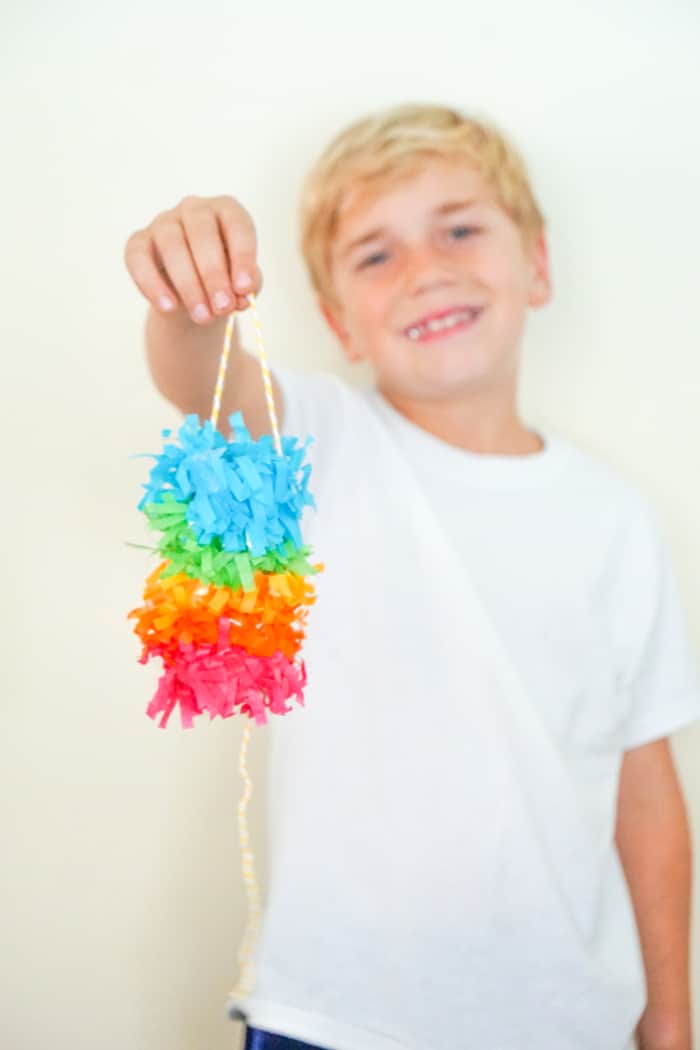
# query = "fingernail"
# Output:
<box><xmin>235</xmin><ymin>271</ymin><xmax>252</xmax><ymax>291</ymax></box>
<box><xmin>158</xmin><ymin>295</ymin><xmax>175</xmax><ymax>311</ymax></box>
<box><xmin>192</xmin><ymin>303</ymin><xmax>210</xmax><ymax>322</ymax></box>
<box><xmin>213</xmin><ymin>291</ymin><xmax>231</xmax><ymax>310</ymax></box>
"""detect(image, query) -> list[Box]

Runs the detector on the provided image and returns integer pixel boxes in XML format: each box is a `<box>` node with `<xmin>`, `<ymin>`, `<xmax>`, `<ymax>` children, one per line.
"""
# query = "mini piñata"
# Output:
<box><xmin>128</xmin><ymin>409</ymin><xmax>319</xmax><ymax>729</ymax></box>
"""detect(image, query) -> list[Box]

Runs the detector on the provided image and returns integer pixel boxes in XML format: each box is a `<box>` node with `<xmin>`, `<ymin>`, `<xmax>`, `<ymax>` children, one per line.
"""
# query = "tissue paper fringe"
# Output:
<box><xmin>129</xmin><ymin>561</ymin><xmax>317</xmax><ymax>660</ymax></box>
<box><xmin>131</xmin><ymin>409</ymin><xmax>320</xmax><ymax>727</ymax></box>
<box><xmin>142</xmin><ymin>618</ymin><xmax>307</xmax><ymax>729</ymax></box>
<box><xmin>142</xmin><ymin>497</ymin><xmax>318</xmax><ymax>591</ymax></box>
<box><xmin>136</xmin><ymin>411</ymin><xmax>314</xmax><ymax>557</ymax></box>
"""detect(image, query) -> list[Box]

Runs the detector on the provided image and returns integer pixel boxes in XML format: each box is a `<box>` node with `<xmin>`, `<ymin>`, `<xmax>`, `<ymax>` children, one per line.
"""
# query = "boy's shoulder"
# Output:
<box><xmin>555</xmin><ymin>431</ymin><xmax>657</xmax><ymax>517</ymax></box>
<box><xmin>545</xmin><ymin>430</ymin><xmax>667</xmax><ymax>567</ymax></box>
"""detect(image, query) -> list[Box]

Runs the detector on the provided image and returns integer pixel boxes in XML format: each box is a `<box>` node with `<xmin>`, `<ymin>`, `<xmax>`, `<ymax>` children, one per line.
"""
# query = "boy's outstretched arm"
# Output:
<box><xmin>615</xmin><ymin>737</ymin><xmax>694</xmax><ymax>1050</ymax></box>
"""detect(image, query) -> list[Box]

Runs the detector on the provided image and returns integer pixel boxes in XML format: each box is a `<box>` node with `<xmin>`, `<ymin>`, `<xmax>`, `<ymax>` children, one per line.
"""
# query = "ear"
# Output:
<box><xmin>319</xmin><ymin>298</ymin><xmax>348</xmax><ymax>342</ymax></box>
<box><xmin>526</xmin><ymin>231</ymin><xmax>552</xmax><ymax>308</ymax></box>
<box><xmin>318</xmin><ymin>298</ymin><xmax>365</xmax><ymax>363</ymax></box>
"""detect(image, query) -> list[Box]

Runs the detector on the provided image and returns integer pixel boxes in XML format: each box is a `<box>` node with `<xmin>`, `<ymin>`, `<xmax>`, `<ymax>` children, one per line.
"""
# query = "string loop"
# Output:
<box><xmin>211</xmin><ymin>294</ymin><xmax>282</xmax><ymax>455</ymax></box>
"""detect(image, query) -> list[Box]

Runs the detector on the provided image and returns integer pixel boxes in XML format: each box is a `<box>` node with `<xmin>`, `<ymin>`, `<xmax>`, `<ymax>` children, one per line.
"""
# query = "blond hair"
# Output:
<box><xmin>299</xmin><ymin>102</ymin><xmax>546</xmax><ymax>307</ymax></box>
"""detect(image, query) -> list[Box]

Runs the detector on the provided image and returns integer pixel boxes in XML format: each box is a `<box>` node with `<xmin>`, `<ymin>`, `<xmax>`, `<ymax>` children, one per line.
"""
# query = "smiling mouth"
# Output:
<box><xmin>403</xmin><ymin>306</ymin><xmax>484</xmax><ymax>343</ymax></box>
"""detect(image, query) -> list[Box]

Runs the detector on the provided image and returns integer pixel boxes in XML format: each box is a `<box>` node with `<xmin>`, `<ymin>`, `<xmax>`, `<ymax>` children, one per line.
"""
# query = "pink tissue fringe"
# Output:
<box><xmin>140</xmin><ymin>617</ymin><xmax>307</xmax><ymax>729</ymax></box>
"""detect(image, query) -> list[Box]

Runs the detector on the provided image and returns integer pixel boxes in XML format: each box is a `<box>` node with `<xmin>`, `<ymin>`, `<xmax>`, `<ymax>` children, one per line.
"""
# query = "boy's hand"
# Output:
<box><xmin>124</xmin><ymin>195</ymin><xmax>263</xmax><ymax>325</ymax></box>
<box><xmin>126</xmin><ymin>195</ymin><xmax>281</xmax><ymax>440</ymax></box>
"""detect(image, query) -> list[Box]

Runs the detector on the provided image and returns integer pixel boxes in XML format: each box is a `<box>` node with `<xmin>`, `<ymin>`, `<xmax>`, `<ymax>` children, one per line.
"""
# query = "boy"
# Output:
<box><xmin>124</xmin><ymin>104</ymin><xmax>700</xmax><ymax>1050</ymax></box>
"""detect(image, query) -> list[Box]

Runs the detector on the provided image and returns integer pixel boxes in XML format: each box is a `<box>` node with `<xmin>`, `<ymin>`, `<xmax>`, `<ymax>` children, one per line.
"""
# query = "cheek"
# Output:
<box><xmin>347</xmin><ymin>281</ymin><xmax>393</xmax><ymax>331</ymax></box>
<box><xmin>480</xmin><ymin>249</ymin><xmax>531</xmax><ymax>305</ymax></box>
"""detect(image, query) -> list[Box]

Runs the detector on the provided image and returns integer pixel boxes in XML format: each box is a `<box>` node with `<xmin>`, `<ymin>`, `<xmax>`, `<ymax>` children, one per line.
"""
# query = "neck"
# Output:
<box><xmin>379</xmin><ymin>384</ymin><xmax>544</xmax><ymax>456</ymax></box>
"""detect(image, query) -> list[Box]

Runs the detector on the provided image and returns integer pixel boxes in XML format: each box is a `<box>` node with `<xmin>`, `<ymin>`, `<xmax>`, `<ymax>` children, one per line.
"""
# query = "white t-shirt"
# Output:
<box><xmin>226</xmin><ymin>368</ymin><xmax>700</xmax><ymax>1050</ymax></box>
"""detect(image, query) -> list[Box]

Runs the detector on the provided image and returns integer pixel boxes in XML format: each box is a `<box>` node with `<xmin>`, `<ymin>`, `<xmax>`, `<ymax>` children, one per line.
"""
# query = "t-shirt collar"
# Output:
<box><xmin>366</xmin><ymin>387</ymin><xmax>571</xmax><ymax>489</ymax></box>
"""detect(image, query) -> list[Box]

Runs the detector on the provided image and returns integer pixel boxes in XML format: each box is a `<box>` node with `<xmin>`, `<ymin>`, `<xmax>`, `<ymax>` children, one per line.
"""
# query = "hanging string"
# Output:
<box><xmin>229</xmin><ymin>719</ymin><xmax>261</xmax><ymax>1005</ymax></box>
<box><xmin>211</xmin><ymin>296</ymin><xmax>282</xmax><ymax>454</ymax></box>
<box><xmin>211</xmin><ymin>294</ymin><xmax>277</xmax><ymax>1006</ymax></box>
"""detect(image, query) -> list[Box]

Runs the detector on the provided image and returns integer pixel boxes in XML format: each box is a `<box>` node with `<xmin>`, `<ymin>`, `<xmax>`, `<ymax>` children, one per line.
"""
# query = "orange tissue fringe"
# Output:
<box><xmin>128</xmin><ymin>560</ymin><xmax>322</xmax><ymax>661</ymax></box>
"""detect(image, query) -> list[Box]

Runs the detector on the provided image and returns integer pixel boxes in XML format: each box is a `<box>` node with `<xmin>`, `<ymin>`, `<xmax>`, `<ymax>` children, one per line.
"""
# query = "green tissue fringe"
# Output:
<box><xmin>143</xmin><ymin>497</ymin><xmax>319</xmax><ymax>591</ymax></box>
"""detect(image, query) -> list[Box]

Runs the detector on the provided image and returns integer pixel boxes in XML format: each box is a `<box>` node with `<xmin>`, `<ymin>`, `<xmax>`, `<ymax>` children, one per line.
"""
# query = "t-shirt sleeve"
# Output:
<box><xmin>274</xmin><ymin>364</ymin><xmax>316</xmax><ymax>439</ymax></box>
<box><xmin>273</xmin><ymin>364</ymin><xmax>369</xmax><ymax>494</ymax></box>
<box><xmin>273</xmin><ymin>364</ymin><xmax>348</xmax><ymax>444</ymax></box>
<box><xmin>611</xmin><ymin>495</ymin><xmax>700</xmax><ymax>749</ymax></box>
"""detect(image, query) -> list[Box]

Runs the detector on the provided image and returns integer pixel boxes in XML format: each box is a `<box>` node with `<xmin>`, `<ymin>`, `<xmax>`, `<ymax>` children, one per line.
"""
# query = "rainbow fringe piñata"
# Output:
<box><xmin>128</xmin><ymin>409</ymin><xmax>320</xmax><ymax>729</ymax></box>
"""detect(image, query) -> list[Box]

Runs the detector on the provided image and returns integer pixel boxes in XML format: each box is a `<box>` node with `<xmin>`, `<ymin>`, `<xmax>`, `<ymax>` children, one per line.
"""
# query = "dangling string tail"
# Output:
<box><xmin>213</xmin><ymin>296</ymin><xmax>278</xmax><ymax>1005</ymax></box>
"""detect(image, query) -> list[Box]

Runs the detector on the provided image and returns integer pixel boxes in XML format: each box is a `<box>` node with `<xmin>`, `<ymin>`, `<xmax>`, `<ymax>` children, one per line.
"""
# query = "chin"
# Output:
<box><xmin>414</xmin><ymin>360</ymin><xmax>500</xmax><ymax>399</ymax></box>
<box><xmin>376</xmin><ymin>340</ymin><xmax>511</xmax><ymax>399</ymax></box>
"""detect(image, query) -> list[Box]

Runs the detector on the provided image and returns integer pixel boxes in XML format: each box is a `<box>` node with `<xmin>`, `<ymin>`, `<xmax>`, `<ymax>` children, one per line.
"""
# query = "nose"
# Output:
<box><xmin>403</xmin><ymin>243</ymin><xmax>456</xmax><ymax>296</ymax></box>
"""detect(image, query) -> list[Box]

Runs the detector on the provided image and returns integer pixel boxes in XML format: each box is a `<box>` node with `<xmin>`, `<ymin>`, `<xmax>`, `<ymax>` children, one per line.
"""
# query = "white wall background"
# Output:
<box><xmin>2</xmin><ymin>2</ymin><xmax>699</xmax><ymax>1048</ymax></box>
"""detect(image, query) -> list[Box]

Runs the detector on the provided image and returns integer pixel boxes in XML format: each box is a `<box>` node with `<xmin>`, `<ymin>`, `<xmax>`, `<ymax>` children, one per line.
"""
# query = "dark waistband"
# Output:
<box><xmin>244</xmin><ymin>1024</ymin><xmax>333</xmax><ymax>1050</ymax></box>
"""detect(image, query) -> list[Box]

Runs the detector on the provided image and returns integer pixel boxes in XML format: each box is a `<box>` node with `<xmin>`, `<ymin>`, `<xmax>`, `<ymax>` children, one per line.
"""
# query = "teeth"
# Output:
<box><xmin>406</xmin><ymin>308</ymin><xmax>476</xmax><ymax>340</ymax></box>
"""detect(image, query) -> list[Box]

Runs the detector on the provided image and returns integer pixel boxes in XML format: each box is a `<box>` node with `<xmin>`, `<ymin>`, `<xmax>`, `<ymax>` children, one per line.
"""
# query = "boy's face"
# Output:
<box><xmin>322</xmin><ymin>158</ymin><xmax>551</xmax><ymax>404</ymax></box>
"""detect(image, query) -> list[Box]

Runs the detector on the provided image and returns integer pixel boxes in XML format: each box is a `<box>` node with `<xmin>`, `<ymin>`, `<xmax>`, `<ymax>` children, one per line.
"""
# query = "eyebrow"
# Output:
<box><xmin>338</xmin><ymin>198</ymin><xmax>479</xmax><ymax>260</ymax></box>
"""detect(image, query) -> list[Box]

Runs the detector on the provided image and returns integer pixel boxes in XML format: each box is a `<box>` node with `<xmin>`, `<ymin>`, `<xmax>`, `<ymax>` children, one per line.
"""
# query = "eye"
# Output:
<box><xmin>449</xmin><ymin>225</ymin><xmax>479</xmax><ymax>239</ymax></box>
<box><xmin>357</xmin><ymin>250</ymin><xmax>388</xmax><ymax>269</ymax></box>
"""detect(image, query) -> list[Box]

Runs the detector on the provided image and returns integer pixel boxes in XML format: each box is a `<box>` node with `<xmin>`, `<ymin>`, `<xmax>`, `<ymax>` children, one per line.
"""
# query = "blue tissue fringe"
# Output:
<box><xmin>136</xmin><ymin>411</ymin><xmax>315</xmax><ymax>558</ymax></box>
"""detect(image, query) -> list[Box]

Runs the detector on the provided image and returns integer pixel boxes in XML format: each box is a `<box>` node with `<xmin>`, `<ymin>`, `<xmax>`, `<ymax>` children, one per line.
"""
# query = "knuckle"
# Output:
<box><xmin>218</xmin><ymin>193</ymin><xmax>243</xmax><ymax>212</ymax></box>
<box><xmin>221</xmin><ymin>201</ymin><xmax>255</xmax><ymax>234</ymax></box>
<box><xmin>152</xmin><ymin>218</ymin><xmax>181</xmax><ymax>246</ymax></box>
<box><xmin>151</xmin><ymin>207</ymin><xmax>173</xmax><ymax>226</ymax></box>
<box><xmin>213</xmin><ymin>194</ymin><xmax>241</xmax><ymax>215</ymax></box>
<box><xmin>178</xmin><ymin>193</ymin><xmax>204</xmax><ymax>214</ymax></box>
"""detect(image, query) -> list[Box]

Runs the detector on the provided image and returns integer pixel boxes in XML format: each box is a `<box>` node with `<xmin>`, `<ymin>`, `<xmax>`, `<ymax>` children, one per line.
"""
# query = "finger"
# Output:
<box><xmin>124</xmin><ymin>229</ymin><xmax>180</xmax><ymax>313</ymax></box>
<box><xmin>152</xmin><ymin>217</ymin><xmax>213</xmax><ymax>324</ymax></box>
<box><xmin>227</xmin><ymin>263</ymin><xmax>263</xmax><ymax>309</ymax></box>
<box><xmin>179</xmin><ymin>203</ymin><xmax>236</xmax><ymax>317</ymax></box>
<box><xmin>215</xmin><ymin>199</ymin><xmax>261</xmax><ymax>296</ymax></box>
